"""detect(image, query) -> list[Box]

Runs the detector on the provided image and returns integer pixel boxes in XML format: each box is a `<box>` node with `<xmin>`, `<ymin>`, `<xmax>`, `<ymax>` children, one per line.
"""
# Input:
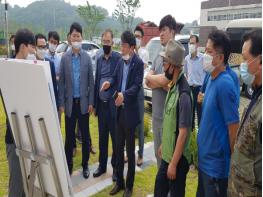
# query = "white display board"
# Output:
<box><xmin>0</xmin><ymin>58</ymin><xmax>74</xmax><ymax>197</ymax></box>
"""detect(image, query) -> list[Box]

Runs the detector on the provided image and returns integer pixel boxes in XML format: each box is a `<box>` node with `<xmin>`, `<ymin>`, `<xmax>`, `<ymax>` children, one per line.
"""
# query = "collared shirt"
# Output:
<box><xmin>242</xmin><ymin>85</ymin><xmax>262</xmax><ymax>127</ymax></box>
<box><xmin>184</xmin><ymin>53</ymin><xmax>205</xmax><ymax>86</ymax></box>
<box><xmin>201</xmin><ymin>65</ymin><xmax>240</xmax><ymax>103</ymax></box>
<box><xmin>121</xmin><ymin>57</ymin><xmax>132</xmax><ymax>92</ymax></box>
<box><xmin>72</xmin><ymin>53</ymin><xmax>81</xmax><ymax>98</ymax></box>
<box><xmin>198</xmin><ymin>71</ymin><xmax>240</xmax><ymax>178</ymax></box>
<box><xmin>45</xmin><ymin>52</ymin><xmax>61</xmax><ymax>76</ymax></box>
<box><xmin>99</xmin><ymin>54</ymin><xmax>112</xmax><ymax>101</ymax></box>
<box><xmin>138</xmin><ymin>47</ymin><xmax>149</xmax><ymax>65</ymax></box>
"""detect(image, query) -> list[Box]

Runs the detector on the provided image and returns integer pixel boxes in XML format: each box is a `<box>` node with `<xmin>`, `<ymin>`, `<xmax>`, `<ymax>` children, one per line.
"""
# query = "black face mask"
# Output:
<box><xmin>164</xmin><ymin>64</ymin><xmax>174</xmax><ymax>80</ymax></box>
<box><xmin>103</xmin><ymin>45</ymin><xmax>111</xmax><ymax>55</ymax></box>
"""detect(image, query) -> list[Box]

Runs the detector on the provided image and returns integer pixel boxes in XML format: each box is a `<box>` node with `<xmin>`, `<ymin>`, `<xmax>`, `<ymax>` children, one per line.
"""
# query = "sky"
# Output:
<box><xmin>6</xmin><ymin>0</ymin><xmax>204</xmax><ymax>24</ymax></box>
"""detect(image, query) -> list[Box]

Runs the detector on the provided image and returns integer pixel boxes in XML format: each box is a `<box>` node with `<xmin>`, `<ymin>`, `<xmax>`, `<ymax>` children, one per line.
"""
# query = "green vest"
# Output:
<box><xmin>162</xmin><ymin>72</ymin><xmax>192</xmax><ymax>164</ymax></box>
<box><xmin>228</xmin><ymin>94</ymin><xmax>262</xmax><ymax>197</ymax></box>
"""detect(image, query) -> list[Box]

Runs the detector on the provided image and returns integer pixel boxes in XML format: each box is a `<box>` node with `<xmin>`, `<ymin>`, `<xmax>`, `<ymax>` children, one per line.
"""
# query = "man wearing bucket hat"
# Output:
<box><xmin>154</xmin><ymin>39</ymin><xmax>193</xmax><ymax>197</ymax></box>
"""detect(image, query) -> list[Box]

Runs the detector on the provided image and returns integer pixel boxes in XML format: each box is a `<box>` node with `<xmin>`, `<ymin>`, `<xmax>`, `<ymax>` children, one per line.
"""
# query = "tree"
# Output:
<box><xmin>77</xmin><ymin>1</ymin><xmax>106</xmax><ymax>40</ymax></box>
<box><xmin>113</xmin><ymin>0</ymin><xmax>141</xmax><ymax>31</ymax></box>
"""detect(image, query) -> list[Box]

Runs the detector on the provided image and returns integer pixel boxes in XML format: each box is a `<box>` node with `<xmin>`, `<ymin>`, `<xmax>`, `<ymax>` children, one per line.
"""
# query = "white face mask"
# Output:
<box><xmin>49</xmin><ymin>43</ymin><xmax>57</xmax><ymax>53</ymax></box>
<box><xmin>136</xmin><ymin>38</ymin><xmax>141</xmax><ymax>47</ymax></box>
<box><xmin>122</xmin><ymin>54</ymin><xmax>130</xmax><ymax>61</ymax></box>
<box><xmin>72</xmin><ymin>42</ymin><xmax>82</xmax><ymax>50</ymax></box>
<box><xmin>189</xmin><ymin>44</ymin><xmax>196</xmax><ymax>54</ymax></box>
<box><xmin>26</xmin><ymin>53</ymin><xmax>37</xmax><ymax>60</ymax></box>
<box><xmin>36</xmin><ymin>48</ymin><xmax>47</xmax><ymax>60</ymax></box>
<box><xmin>203</xmin><ymin>53</ymin><xmax>215</xmax><ymax>73</ymax></box>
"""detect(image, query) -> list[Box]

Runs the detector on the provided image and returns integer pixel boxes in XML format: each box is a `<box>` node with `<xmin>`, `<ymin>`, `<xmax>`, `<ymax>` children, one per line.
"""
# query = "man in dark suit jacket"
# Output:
<box><xmin>101</xmin><ymin>31</ymin><xmax>144</xmax><ymax>197</ymax></box>
<box><xmin>93</xmin><ymin>29</ymin><xmax>121</xmax><ymax>181</ymax></box>
<box><xmin>58</xmin><ymin>23</ymin><xmax>94</xmax><ymax>179</ymax></box>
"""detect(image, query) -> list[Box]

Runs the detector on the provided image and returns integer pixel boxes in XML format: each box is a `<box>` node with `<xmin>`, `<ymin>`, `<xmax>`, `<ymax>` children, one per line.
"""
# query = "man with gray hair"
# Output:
<box><xmin>154</xmin><ymin>39</ymin><xmax>192</xmax><ymax>197</ymax></box>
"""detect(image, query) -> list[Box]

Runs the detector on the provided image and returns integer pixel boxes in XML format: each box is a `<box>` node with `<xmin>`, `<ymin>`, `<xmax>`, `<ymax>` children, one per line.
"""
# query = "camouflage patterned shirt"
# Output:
<box><xmin>228</xmin><ymin>86</ymin><xmax>262</xmax><ymax>197</ymax></box>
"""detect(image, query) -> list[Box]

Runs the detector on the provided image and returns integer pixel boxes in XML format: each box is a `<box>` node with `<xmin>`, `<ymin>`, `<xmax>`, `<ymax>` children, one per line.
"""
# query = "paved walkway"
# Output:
<box><xmin>73</xmin><ymin>142</ymin><xmax>156</xmax><ymax>197</ymax></box>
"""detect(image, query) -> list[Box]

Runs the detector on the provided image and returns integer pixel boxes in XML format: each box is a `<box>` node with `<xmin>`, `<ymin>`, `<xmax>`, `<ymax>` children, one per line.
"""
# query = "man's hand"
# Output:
<box><xmin>167</xmin><ymin>162</ymin><xmax>177</xmax><ymax>180</ymax></box>
<box><xmin>115</xmin><ymin>92</ymin><xmax>124</xmax><ymax>107</ymax></box>
<box><xmin>100</xmin><ymin>81</ymin><xmax>110</xmax><ymax>91</ymax></box>
<box><xmin>197</xmin><ymin>92</ymin><xmax>204</xmax><ymax>104</ymax></box>
<box><xmin>158</xmin><ymin>145</ymin><xmax>162</xmax><ymax>159</ymax></box>
<box><xmin>59</xmin><ymin>107</ymin><xmax>64</xmax><ymax>113</ymax></box>
<box><xmin>88</xmin><ymin>105</ymin><xmax>93</xmax><ymax>114</ymax></box>
<box><xmin>145</xmin><ymin>74</ymin><xmax>154</xmax><ymax>89</ymax></box>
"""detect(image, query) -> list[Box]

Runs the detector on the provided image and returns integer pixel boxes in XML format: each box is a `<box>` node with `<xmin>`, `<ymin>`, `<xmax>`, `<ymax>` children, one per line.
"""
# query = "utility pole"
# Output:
<box><xmin>4</xmin><ymin>0</ymin><xmax>9</xmax><ymax>57</ymax></box>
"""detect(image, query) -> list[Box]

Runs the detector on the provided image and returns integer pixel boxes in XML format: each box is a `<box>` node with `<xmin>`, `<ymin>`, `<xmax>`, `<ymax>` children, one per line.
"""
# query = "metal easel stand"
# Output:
<box><xmin>11</xmin><ymin>112</ymin><xmax>64</xmax><ymax>197</ymax></box>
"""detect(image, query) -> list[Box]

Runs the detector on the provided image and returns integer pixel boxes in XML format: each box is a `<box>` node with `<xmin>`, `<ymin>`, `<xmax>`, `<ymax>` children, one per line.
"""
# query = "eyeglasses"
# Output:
<box><xmin>37</xmin><ymin>45</ymin><xmax>47</xmax><ymax>50</ymax></box>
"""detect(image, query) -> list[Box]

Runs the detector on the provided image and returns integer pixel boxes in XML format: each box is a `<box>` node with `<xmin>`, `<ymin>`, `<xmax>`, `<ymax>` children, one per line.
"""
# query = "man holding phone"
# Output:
<box><xmin>101</xmin><ymin>30</ymin><xmax>144</xmax><ymax>197</ymax></box>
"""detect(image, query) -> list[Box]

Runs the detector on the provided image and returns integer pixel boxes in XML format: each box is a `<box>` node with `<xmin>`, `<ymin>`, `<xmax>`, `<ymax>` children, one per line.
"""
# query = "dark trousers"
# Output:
<box><xmin>98</xmin><ymin>100</ymin><xmax>116</xmax><ymax>171</ymax></box>
<box><xmin>73</xmin><ymin>122</ymin><xmax>92</xmax><ymax>148</ymax></box>
<box><xmin>136</xmin><ymin>88</ymin><xmax>144</xmax><ymax>158</ymax></box>
<box><xmin>116</xmin><ymin>107</ymin><xmax>136</xmax><ymax>190</ymax></box>
<box><xmin>154</xmin><ymin>157</ymin><xmax>189</xmax><ymax>197</ymax></box>
<box><xmin>6</xmin><ymin>143</ymin><xmax>25</xmax><ymax>197</ymax></box>
<box><xmin>190</xmin><ymin>86</ymin><xmax>202</xmax><ymax>129</ymax></box>
<box><xmin>65</xmin><ymin>99</ymin><xmax>90</xmax><ymax>173</ymax></box>
<box><xmin>196</xmin><ymin>169</ymin><xmax>228</xmax><ymax>197</ymax></box>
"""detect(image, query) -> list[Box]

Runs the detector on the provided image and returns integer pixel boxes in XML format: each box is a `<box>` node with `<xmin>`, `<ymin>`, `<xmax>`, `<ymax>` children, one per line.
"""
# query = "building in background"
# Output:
<box><xmin>199</xmin><ymin>0</ymin><xmax>262</xmax><ymax>46</ymax></box>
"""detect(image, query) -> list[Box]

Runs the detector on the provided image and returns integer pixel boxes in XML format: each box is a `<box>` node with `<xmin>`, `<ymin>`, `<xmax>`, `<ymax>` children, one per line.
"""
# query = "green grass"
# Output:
<box><xmin>92</xmin><ymin>165</ymin><xmax>198</xmax><ymax>197</ymax></box>
<box><xmin>0</xmin><ymin>100</ymin><xmax>153</xmax><ymax>196</ymax></box>
<box><xmin>0</xmin><ymin>100</ymin><xmax>8</xmax><ymax>197</ymax></box>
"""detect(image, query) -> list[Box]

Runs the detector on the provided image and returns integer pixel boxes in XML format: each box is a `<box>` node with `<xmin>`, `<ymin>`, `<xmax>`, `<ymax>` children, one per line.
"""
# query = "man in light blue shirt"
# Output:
<box><xmin>72</xmin><ymin>54</ymin><xmax>81</xmax><ymax>98</ymax></box>
<box><xmin>58</xmin><ymin>22</ymin><xmax>94</xmax><ymax>179</ymax></box>
<box><xmin>46</xmin><ymin>31</ymin><xmax>61</xmax><ymax>80</ymax></box>
<box><xmin>121</xmin><ymin>60</ymin><xmax>131</xmax><ymax>92</ymax></box>
<box><xmin>184</xmin><ymin>35</ymin><xmax>206</xmax><ymax>129</ymax></box>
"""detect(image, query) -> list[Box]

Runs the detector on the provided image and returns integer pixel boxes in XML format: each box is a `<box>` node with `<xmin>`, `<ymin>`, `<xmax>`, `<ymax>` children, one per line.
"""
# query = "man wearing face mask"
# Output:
<box><xmin>134</xmin><ymin>25</ymin><xmax>149</xmax><ymax>166</ymax></box>
<box><xmin>228</xmin><ymin>30</ymin><xmax>262</xmax><ymax>197</ymax></box>
<box><xmin>101</xmin><ymin>30</ymin><xmax>144</xmax><ymax>197</ymax></box>
<box><xmin>154</xmin><ymin>39</ymin><xmax>192</xmax><ymax>197</ymax></box>
<box><xmin>58</xmin><ymin>22</ymin><xmax>94</xmax><ymax>179</ymax></box>
<box><xmin>93</xmin><ymin>29</ymin><xmax>121</xmax><ymax>181</ymax></box>
<box><xmin>196</xmin><ymin>30</ymin><xmax>240</xmax><ymax>197</ymax></box>
<box><xmin>184</xmin><ymin>35</ymin><xmax>205</xmax><ymax>129</ymax></box>
<box><xmin>145</xmin><ymin>15</ymin><xmax>177</xmax><ymax>168</ymax></box>
<box><xmin>5</xmin><ymin>28</ymin><xmax>36</xmax><ymax>197</ymax></box>
<box><xmin>35</xmin><ymin>33</ymin><xmax>58</xmax><ymax>110</ymax></box>
<box><xmin>46</xmin><ymin>31</ymin><xmax>61</xmax><ymax>81</ymax></box>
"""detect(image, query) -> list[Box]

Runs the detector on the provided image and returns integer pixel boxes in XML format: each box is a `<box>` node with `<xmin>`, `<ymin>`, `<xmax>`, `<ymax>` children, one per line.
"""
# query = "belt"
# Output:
<box><xmin>99</xmin><ymin>99</ymin><xmax>109</xmax><ymax>103</ymax></box>
<box><xmin>73</xmin><ymin>98</ymin><xmax>80</xmax><ymax>104</ymax></box>
<box><xmin>190</xmin><ymin>85</ymin><xmax>201</xmax><ymax>88</ymax></box>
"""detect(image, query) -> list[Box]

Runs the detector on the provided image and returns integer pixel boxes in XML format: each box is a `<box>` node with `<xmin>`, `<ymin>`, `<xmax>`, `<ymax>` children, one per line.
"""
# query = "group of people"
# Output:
<box><xmin>4</xmin><ymin>13</ymin><xmax>261</xmax><ymax>197</ymax></box>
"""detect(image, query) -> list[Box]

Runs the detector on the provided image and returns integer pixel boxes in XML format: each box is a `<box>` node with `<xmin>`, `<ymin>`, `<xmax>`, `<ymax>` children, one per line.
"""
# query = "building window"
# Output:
<box><xmin>208</xmin><ymin>11</ymin><xmax>262</xmax><ymax>21</ymax></box>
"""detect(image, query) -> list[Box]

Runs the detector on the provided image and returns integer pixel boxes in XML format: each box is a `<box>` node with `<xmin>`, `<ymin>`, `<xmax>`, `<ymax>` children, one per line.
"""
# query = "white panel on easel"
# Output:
<box><xmin>0</xmin><ymin>58</ymin><xmax>74</xmax><ymax>197</ymax></box>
